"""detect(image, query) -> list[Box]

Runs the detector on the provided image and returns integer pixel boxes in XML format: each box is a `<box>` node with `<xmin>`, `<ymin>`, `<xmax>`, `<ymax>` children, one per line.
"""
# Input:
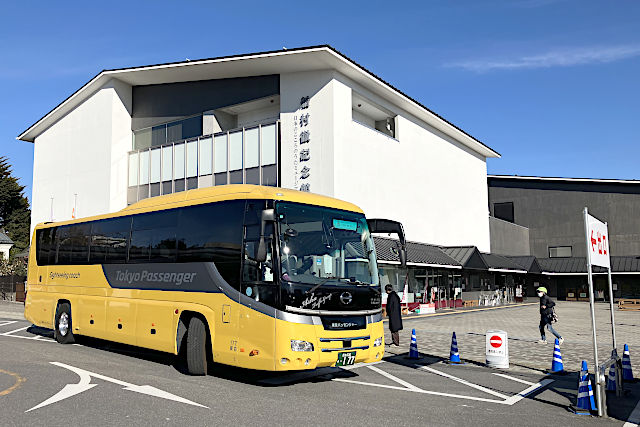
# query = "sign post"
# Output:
<box><xmin>583</xmin><ymin>207</ymin><xmax>616</xmax><ymax>417</ymax></box>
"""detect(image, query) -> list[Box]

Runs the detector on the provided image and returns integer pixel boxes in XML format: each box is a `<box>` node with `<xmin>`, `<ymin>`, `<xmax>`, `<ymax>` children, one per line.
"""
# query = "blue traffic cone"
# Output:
<box><xmin>448</xmin><ymin>332</ymin><xmax>463</xmax><ymax>364</ymax></box>
<box><xmin>574</xmin><ymin>360</ymin><xmax>597</xmax><ymax>414</ymax></box>
<box><xmin>622</xmin><ymin>344</ymin><xmax>634</xmax><ymax>381</ymax></box>
<box><xmin>550</xmin><ymin>339</ymin><xmax>564</xmax><ymax>373</ymax></box>
<box><xmin>408</xmin><ymin>329</ymin><xmax>419</xmax><ymax>359</ymax></box>
<box><xmin>607</xmin><ymin>363</ymin><xmax>616</xmax><ymax>391</ymax></box>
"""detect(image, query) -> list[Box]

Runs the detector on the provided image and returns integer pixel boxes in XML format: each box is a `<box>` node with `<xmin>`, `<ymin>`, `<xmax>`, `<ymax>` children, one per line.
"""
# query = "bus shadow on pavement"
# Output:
<box><xmin>26</xmin><ymin>325</ymin><xmax>53</xmax><ymax>339</ymax></box>
<box><xmin>22</xmin><ymin>325</ymin><xmax>337</xmax><ymax>386</ymax></box>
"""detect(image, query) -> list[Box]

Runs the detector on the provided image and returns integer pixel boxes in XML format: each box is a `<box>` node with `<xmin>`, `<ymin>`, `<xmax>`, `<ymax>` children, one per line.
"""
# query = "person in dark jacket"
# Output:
<box><xmin>537</xmin><ymin>286</ymin><xmax>563</xmax><ymax>345</ymax></box>
<box><xmin>385</xmin><ymin>284</ymin><xmax>403</xmax><ymax>346</ymax></box>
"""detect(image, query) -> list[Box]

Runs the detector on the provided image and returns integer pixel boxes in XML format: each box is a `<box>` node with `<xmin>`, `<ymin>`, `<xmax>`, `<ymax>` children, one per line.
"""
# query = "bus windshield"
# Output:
<box><xmin>276</xmin><ymin>202</ymin><xmax>379</xmax><ymax>287</ymax></box>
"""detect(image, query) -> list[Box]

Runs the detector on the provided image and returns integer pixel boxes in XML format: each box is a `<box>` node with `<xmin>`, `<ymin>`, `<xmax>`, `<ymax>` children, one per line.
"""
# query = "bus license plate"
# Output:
<box><xmin>336</xmin><ymin>351</ymin><xmax>356</xmax><ymax>367</ymax></box>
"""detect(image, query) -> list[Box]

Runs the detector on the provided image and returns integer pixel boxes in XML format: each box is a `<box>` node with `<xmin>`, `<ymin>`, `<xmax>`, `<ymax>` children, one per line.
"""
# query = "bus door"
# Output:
<box><xmin>34</xmin><ymin>228</ymin><xmax>56</xmax><ymax>327</ymax></box>
<box><xmin>237</xmin><ymin>201</ymin><xmax>277</xmax><ymax>369</ymax></box>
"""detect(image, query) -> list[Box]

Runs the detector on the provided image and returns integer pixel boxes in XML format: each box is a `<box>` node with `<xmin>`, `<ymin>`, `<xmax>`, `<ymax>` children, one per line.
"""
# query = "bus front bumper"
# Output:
<box><xmin>275</xmin><ymin>320</ymin><xmax>385</xmax><ymax>371</ymax></box>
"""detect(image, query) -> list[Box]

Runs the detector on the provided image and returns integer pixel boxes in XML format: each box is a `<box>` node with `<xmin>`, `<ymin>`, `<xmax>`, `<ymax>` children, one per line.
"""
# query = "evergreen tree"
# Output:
<box><xmin>0</xmin><ymin>156</ymin><xmax>31</xmax><ymax>255</ymax></box>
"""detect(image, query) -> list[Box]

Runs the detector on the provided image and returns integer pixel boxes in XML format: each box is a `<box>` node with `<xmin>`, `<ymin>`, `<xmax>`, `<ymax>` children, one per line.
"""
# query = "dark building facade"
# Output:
<box><xmin>488</xmin><ymin>175</ymin><xmax>640</xmax><ymax>258</ymax></box>
<box><xmin>488</xmin><ymin>175</ymin><xmax>640</xmax><ymax>299</ymax></box>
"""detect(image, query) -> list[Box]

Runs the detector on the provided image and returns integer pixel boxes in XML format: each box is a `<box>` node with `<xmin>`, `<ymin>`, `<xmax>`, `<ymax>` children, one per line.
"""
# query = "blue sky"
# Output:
<box><xmin>2</xmin><ymin>0</ymin><xmax>639</xmax><ymax>203</ymax></box>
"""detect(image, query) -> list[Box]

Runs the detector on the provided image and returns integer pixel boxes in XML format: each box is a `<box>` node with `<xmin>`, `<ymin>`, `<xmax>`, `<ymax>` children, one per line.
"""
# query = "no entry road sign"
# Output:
<box><xmin>486</xmin><ymin>330</ymin><xmax>508</xmax><ymax>369</ymax></box>
<box><xmin>490</xmin><ymin>336</ymin><xmax>502</xmax><ymax>348</ymax></box>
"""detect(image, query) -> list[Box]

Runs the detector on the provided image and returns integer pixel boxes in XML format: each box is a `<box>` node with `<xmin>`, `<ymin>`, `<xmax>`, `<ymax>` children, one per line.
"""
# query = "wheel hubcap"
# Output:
<box><xmin>59</xmin><ymin>312</ymin><xmax>69</xmax><ymax>336</ymax></box>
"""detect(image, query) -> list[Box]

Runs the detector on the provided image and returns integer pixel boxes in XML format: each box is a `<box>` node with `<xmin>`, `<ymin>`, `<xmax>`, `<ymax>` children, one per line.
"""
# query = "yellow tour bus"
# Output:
<box><xmin>25</xmin><ymin>185</ymin><xmax>406</xmax><ymax>374</ymax></box>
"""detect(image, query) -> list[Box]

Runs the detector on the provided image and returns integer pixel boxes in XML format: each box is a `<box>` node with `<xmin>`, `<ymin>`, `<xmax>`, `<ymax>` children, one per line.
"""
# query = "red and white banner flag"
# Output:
<box><xmin>401</xmin><ymin>283</ymin><xmax>409</xmax><ymax>304</ymax></box>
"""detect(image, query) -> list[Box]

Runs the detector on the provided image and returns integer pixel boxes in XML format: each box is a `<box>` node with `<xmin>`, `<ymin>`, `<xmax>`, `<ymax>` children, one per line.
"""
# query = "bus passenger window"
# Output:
<box><xmin>57</xmin><ymin>224</ymin><xmax>90</xmax><ymax>265</ymax></box>
<box><xmin>89</xmin><ymin>217</ymin><xmax>130</xmax><ymax>264</ymax></box>
<box><xmin>130</xmin><ymin>210</ymin><xmax>177</xmax><ymax>263</ymax></box>
<box><xmin>177</xmin><ymin>200</ymin><xmax>244</xmax><ymax>289</ymax></box>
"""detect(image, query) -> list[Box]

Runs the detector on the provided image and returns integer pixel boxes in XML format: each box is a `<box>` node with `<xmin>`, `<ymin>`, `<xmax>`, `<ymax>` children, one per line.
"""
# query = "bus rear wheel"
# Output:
<box><xmin>54</xmin><ymin>302</ymin><xmax>75</xmax><ymax>344</ymax></box>
<box><xmin>186</xmin><ymin>317</ymin><xmax>208</xmax><ymax>375</ymax></box>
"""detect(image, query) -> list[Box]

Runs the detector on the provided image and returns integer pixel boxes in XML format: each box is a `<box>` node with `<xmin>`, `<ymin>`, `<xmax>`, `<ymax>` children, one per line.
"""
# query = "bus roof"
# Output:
<box><xmin>34</xmin><ymin>185</ymin><xmax>365</xmax><ymax>229</ymax></box>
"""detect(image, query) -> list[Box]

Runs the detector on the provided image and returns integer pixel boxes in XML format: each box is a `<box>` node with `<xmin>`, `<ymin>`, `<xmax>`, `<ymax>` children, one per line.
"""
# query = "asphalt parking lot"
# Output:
<box><xmin>1</xmin><ymin>301</ymin><xmax>639</xmax><ymax>426</ymax></box>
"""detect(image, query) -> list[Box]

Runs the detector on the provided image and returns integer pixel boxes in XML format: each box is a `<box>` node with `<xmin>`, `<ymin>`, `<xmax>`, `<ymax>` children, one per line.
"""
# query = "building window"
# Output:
<box><xmin>549</xmin><ymin>246</ymin><xmax>572</xmax><ymax>258</ymax></box>
<box><xmin>128</xmin><ymin>122</ymin><xmax>279</xmax><ymax>204</ymax></box>
<box><xmin>351</xmin><ymin>92</ymin><xmax>397</xmax><ymax>139</ymax></box>
<box><xmin>494</xmin><ymin>202</ymin><xmax>514</xmax><ymax>223</ymax></box>
<box><xmin>133</xmin><ymin>115</ymin><xmax>203</xmax><ymax>150</ymax></box>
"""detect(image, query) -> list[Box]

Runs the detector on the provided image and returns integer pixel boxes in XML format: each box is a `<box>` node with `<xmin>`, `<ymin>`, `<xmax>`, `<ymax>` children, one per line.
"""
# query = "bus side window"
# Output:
<box><xmin>130</xmin><ymin>210</ymin><xmax>178</xmax><ymax>264</ymax></box>
<box><xmin>177</xmin><ymin>200</ymin><xmax>244</xmax><ymax>290</ymax></box>
<box><xmin>57</xmin><ymin>224</ymin><xmax>90</xmax><ymax>265</ymax></box>
<box><xmin>36</xmin><ymin>228</ymin><xmax>51</xmax><ymax>266</ymax></box>
<box><xmin>89</xmin><ymin>217</ymin><xmax>130</xmax><ymax>264</ymax></box>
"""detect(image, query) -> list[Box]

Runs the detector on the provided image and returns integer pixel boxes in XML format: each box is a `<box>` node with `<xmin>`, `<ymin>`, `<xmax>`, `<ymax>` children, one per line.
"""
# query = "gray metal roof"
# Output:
<box><xmin>373</xmin><ymin>237</ymin><xmax>460</xmax><ymax>268</ymax></box>
<box><xmin>481</xmin><ymin>253</ymin><xmax>528</xmax><ymax>272</ymax></box>
<box><xmin>537</xmin><ymin>257</ymin><xmax>640</xmax><ymax>274</ymax></box>
<box><xmin>441</xmin><ymin>246</ymin><xmax>488</xmax><ymax>270</ymax></box>
<box><xmin>506</xmin><ymin>256</ymin><xmax>543</xmax><ymax>274</ymax></box>
<box><xmin>0</xmin><ymin>231</ymin><xmax>14</xmax><ymax>245</ymax></box>
<box><xmin>613</xmin><ymin>256</ymin><xmax>640</xmax><ymax>273</ymax></box>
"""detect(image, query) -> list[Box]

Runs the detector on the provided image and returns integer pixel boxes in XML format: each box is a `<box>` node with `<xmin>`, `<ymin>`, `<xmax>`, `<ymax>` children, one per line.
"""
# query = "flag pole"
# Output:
<box><xmin>584</xmin><ymin>207</ymin><xmax>603</xmax><ymax>416</ymax></box>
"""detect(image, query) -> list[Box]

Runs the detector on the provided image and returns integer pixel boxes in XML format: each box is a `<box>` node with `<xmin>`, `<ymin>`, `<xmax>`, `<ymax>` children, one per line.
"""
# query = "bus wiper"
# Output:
<box><xmin>305</xmin><ymin>277</ymin><xmax>338</xmax><ymax>294</ymax></box>
<box><xmin>339</xmin><ymin>278</ymin><xmax>368</xmax><ymax>286</ymax></box>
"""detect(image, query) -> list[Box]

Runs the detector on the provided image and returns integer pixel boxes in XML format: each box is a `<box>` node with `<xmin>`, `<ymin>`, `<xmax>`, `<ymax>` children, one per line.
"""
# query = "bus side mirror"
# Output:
<box><xmin>399</xmin><ymin>248</ymin><xmax>407</xmax><ymax>268</ymax></box>
<box><xmin>367</xmin><ymin>218</ymin><xmax>407</xmax><ymax>268</ymax></box>
<box><xmin>256</xmin><ymin>209</ymin><xmax>275</xmax><ymax>263</ymax></box>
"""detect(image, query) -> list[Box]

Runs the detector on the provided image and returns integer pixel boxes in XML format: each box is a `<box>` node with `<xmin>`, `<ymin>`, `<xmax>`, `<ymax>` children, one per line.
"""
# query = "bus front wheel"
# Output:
<box><xmin>54</xmin><ymin>302</ymin><xmax>75</xmax><ymax>344</ymax></box>
<box><xmin>186</xmin><ymin>317</ymin><xmax>208</xmax><ymax>375</ymax></box>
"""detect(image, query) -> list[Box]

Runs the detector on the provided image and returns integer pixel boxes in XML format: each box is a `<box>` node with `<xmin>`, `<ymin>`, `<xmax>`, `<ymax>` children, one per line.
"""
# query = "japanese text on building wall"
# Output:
<box><xmin>293</xmin><ymin>96</ymin><xmax>311</xmax><ymax>192</ymax></box>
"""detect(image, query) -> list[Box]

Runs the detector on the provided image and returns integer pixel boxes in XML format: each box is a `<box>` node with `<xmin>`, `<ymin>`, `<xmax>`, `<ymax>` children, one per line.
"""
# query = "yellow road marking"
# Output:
<box><xmin>383</xmin><ymin>302</ymin><xmax>537</xmax><ymax>322</ymax></box>
<box><xmin>0</xmin><ymin>369</ymin><xmax>26</xmax><ymax>396</ymax></box>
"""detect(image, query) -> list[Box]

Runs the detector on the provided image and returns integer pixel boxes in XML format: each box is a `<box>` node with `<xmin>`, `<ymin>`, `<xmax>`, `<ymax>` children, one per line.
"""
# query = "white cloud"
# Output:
<box><xmin>447</xmin><ymin>44</ymin><xmax>640</xmax><ymax>72</ymax></box>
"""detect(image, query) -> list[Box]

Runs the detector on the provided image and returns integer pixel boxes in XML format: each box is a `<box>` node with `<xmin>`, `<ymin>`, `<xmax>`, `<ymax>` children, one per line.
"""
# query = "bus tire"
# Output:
<box><xmin>54</xmin><ymin>302</ymin><xmax>75</xmax><ymax>344</ymax></box>
<box><xmin>186</xmin><ymin>317</ymin><xmax>208</xmax><ymax>375</ymax></box>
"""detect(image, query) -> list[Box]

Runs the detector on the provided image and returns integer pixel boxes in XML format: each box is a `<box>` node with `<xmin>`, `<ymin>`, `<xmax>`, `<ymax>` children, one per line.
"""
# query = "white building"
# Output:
<box><xmin>19</xmin><ymin>46</ymin><xmax>499</xmax><ymax>250</ymax></box>
<box><xmin>0</xmin><ymin>231</ymin><xmax>13</xmax><ymax>260</ymax></box>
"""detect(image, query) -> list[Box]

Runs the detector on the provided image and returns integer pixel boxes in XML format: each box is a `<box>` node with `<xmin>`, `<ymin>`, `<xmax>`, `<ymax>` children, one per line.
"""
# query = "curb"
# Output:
<box><xmin>383</xmin><ymin>302</ymin><xmax>538</xmax><ymax>322</ymax></box>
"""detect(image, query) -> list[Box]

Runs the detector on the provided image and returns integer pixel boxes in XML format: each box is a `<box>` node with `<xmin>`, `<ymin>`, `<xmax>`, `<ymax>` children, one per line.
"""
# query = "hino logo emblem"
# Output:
<box><xmin>340</xmin><ymin>292</ymin><xmax>353</xmax><ymax>305</ymax></box>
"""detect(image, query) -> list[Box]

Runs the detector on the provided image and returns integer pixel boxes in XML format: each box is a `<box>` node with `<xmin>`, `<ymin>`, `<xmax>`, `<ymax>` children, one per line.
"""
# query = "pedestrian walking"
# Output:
<box><xmin>537</xmin><ymin>286</ymin><xmax>563</xmax><ymax>345</ymax></box>
<box><xmin>385</xmin><ymin>284</ymin><xmax>403</xmax><ymax>346</ymax></box>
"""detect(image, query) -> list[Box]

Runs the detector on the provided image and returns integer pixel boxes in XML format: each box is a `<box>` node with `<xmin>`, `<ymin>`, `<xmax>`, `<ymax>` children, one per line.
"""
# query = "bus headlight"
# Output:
<box><xmin>374</xmin><ymin>337</ymin><xmax>383</xmax><ymax>347</ymax></box>
<box><xmin>291</xmin><ymin>340</ymin><xmax>314</xmax><ymax>352</ymax></box>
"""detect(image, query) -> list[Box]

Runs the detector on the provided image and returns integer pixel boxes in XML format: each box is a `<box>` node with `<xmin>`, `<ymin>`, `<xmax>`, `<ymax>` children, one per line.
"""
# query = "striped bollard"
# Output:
<box><xmin>408</xmin><ymin>329</ymin><xmax>420</xmax><ymax>359</ymax></box>
<box><xmin>573</xmin><ymin>360</ymin><xmax>596</xmax><ymax>414</ymax></box>
<box><xmin>550</xmin><ymin>338</ymin><xmax>564</xmax><ymax>373</ymax></box>
<box><xmin>607</xmin><ymin>363</ymin><xmax>617</xmax><ymax>391</ymax></box>
<box><xmin>622</xmin><ymin>344</ymin><xmax>634</xmax><ymax>381</ymax></box>
<box><xmin>447</xmin><ymin>332</ymin><xmax>464</xmax><ymax>364</ymax></box>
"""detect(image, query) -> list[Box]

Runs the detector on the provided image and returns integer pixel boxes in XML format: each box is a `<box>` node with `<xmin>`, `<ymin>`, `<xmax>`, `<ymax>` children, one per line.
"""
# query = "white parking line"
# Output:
<box><xmin>502</xmin><ymin>379</ymin><xmax>554</xmax><ymax>406</ymax></box>
<box><xmin>341</xmin><ymin>360</ymin><xmax>385</xmax><ymax>371</ymax></box>
<box><xmin>623</xmin><ymin>394</ymin><xmax>640</xmax><ymax>427</ymax></box>
<box><xmin>0</xmin><ymin>334</ymin><xmax>53</xmax><ymax>342</ymax></box>
<box><xmin>420</xmin><ymin>366</ymin><xmax>509</xmax><ymax>399</ymax></box>
<box><xmin>332</xmin><ymin>376</ymin><xmax>506</xmax><ymax>404</ymax></box>
<box><xmin>1</xmin><ymin>326</ymin><xmax>29</xmax><ymax>336</ymax></box>
<box><xmin>26</xmin><ymin>362</ymin><xmax>208</xmax><ymax>412</ymax></box>
<box><xmin>336</xmin><ymin>360</ymin><xmax>553</xmax><ymax>406</ymax></box>
<box><xmin>492</xmin><ymin>373</ymin><xmax>535</xmax><ymax>386</ymax></box>
<box><xmin>367</xmin><ymin>365</ymin><xmax>422</xmax><ymax>391</ymax></box>
<box><xmin>0</xmin><ymin>320</ymin><xmax>18</xmax><ymax>327</ymax></box>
